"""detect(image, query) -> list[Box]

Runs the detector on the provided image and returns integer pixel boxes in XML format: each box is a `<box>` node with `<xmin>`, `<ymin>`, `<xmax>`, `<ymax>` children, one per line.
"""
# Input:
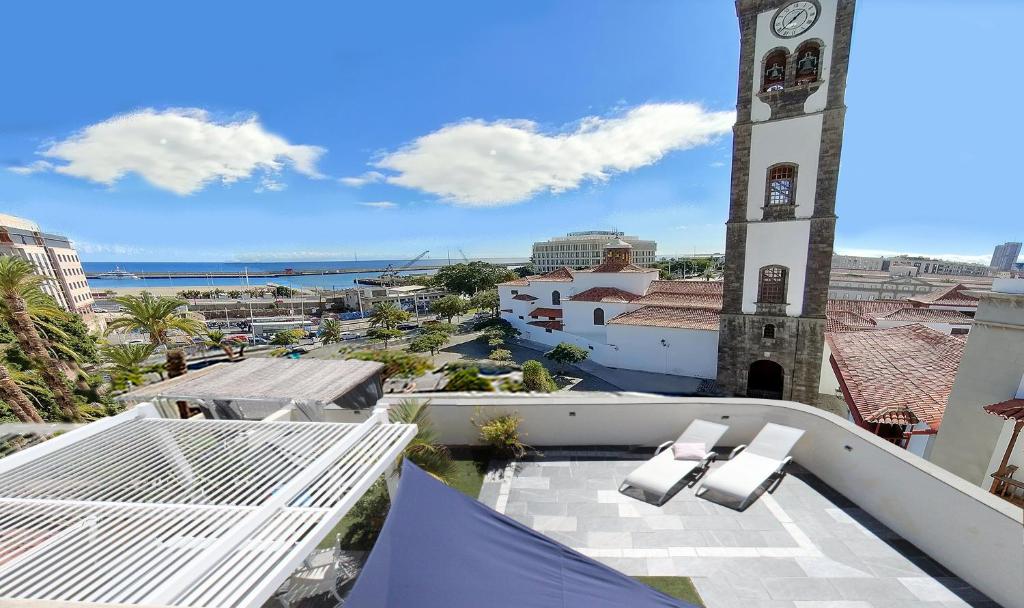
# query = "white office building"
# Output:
<box><xmin>531</xmin><ymin>231</ymin><xmax>656</xmax><ymax>273</ymax></box>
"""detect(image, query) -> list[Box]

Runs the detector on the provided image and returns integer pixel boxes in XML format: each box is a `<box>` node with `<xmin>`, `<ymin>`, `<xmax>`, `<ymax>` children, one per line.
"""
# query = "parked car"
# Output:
<box><xmin>397</xmin><ymin>322</ymin><xmax>419</xmax><ymax>330</ymax></box>
<box><xmin>340</xmin><ymin>332</ymin><xmax>361</xmax><ymax>340</ymax></box>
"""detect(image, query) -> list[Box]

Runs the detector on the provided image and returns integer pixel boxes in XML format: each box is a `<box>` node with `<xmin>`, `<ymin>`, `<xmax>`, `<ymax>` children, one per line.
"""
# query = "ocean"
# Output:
<box><xmin>82</xmin><ymin>259</ymin><xmax>527</xmax><ymax>290</ymax></box>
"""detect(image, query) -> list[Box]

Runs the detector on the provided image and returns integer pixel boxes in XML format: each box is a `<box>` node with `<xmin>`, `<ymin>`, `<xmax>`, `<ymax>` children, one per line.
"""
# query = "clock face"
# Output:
<box><xmin>773</xmin><ymin>1</ymin><xmax>819</xmax><ymax>38</ymax></box>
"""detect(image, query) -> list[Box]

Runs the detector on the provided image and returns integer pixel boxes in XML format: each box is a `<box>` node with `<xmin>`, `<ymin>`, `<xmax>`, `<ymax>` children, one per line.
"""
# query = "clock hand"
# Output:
<box><xmin>785</xmin><ymin>9</ymin><xmax>805</xmax><ymax>28</ymax></box>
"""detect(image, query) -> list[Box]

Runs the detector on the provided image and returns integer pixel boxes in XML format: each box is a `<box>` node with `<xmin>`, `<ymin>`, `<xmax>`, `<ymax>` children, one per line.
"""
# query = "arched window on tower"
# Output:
<box><xmin>594</xmin><ymin>308</ymin><xmax>605</xmax><ymax>326</ymax></box>
<box><xmin>757</xmin><ymin>266</ymin><xmax>789</xmax><ymax>304</ymax></box>
<box><xmin>551</xmin><ymin>290</ymin><xmax>561</xmax><ymax>306</ymax></box>
<box><xmin>765</xmin><ymin>164</ymin><xmax>797</xmax><ymax>207</ymax></box>
<box><xmin>763</xmin><ymin>324</ymin><xmax>776</xmax><ymax>339</ymax></box>
<box><xmin>795</xmin><ymin>42</ymin><xmax>821</xmax><ymax>85</ymax></box>
<box><xmin>762</xmin><ymin>49</ymin><xmax>787</xmax><ymax>92</ymax></box>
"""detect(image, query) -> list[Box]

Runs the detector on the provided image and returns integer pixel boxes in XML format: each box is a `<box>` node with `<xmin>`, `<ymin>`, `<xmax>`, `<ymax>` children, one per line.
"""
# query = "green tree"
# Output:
<box><xmin>430</xmin><ymin>262</ymin><xmax>517</xmax><ymax>296</ymax></box>
<box><xmin>345</xmin><ymin>350</ymin><xmax>431</xmax><ymax>379</ymax></box>
<box><xmin>430</xmin><ymin>295</ymin><xmax>469</xmax><ymax>323</ymax></box>
<box><xmin>273</xmin><ymin>285</ymin><xmax>295</xmax><ymax>297</ymax></box>
<box><xmin>387</xmin><ymin>399</ymin><xmax>454</xmax><ymax>482</ymax></box>
<box><xmin>544</xmin><ymin>342</ymin><xmax>589</xmax><ymax>374</ymax></box>
<box><xmin>0</xmin><ymin>357</ymin><xmax>44</xmax><ymax>423</ymax></box>
<box><xmin>0</xmin><ymin>257</ymin><xmax>81</xmax><ymax>421</ymax></box>
<box><xmin>366</xmin><ymin>327</ymin><xmax>403</xmax><ymax>348</ymax></box>
<box><xmin>443</xmin><ymin>367</ymin><xmax>493</xmax><ymax>392</ymax></box>
<box><xmin>513</xmin><ymin>263</ymin><xmax>536</xmax><ymax>278</ymax></box>
<box><xmin>470</xmin><ymin>289</ymin><xmax>500</xmax><ymax>316</ymax></box>
<box><xmin>489</xmin><ymin>348</ymin><xmax>512</xmax><ymax>362</ymax></box>
<box><xmin>101</xmin><ymin>343</ymin><xmax>157</xmax><ymax>391</ymax></box>
<box><xmin>270</xmin><ymin>329</ymin><xmax>304</xmax><ymax>345</ymax></box>
<box><xmin>203</xmin><ymin>329</ymin><xmax>239</xmax><ymax>360</ymax></box>
<box><xmin>423</xmin><ymin>322</ymin><xmax>457</xmax><ymax>336</ymax></box>
<box><xmin>408</xmin><ymin>332</ymin><xmax>449</xmax><ymax>356</ymax></box>
<box><xmin>319</xmin><ymin>318</ymin><xmax>344</xmax><ymax>344</ymax></box>
<box><xmin>369</xmin><ymin>301</ymin><xmax>412</xmax><ymax>331</ymax></box>
<box><xmin>105</xmin><ymin>292</ymin><xmax>205</xmax><ymax>379</ymax></box>
<box><xmin>521</xmin><ymin>360</ymin><xmax>557</xmax><ymax>392</ymax></box>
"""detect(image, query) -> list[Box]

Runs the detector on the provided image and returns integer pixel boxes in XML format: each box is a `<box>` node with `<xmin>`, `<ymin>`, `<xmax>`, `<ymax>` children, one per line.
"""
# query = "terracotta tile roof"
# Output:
<box><xmin>528</xmin><ymin>307</ymin><xmax>563</xmax><ymax>319</ymax></box>
<box><xmin>875</xmin><ymin>308</ymin><xmax>973</xmax><ymax>323</ymax></box>
<box><xmin>530</xmin><ymin>267</ymin><xmax>575</xmax><ymax>281</ymax></box>
<box><xmin>568</xmin><ymin>287</ymin><xmax>640</xmax><ymax>303</ymax></box>
<box><xmin>909</xmin><ymin>284</ymin><xmax>979</xmax><ymax>307</ymax></box>
<box><xmin>632</xmin><ymin>292</ymin><xmax>723</xmax><ymax>310</ymax></box>
<box><xmin>498</xmin><ymin>278</ymin><xmax>530</xmax><ymax>286</ymax></box>
<box><xmin>826</xmin><ymin>299</ymin><xmax>907</xmax><ymax>316</ymax></box>
<box><xmin>528</xmin><ymin>320</ymin><xmax>563</xmax><ymax>331</ymax></box>
<box><xmin>511</xmin><ymin>293</ymin><xmax>538</xmax><ymax>301</ymax></box>
<box><xmin>984</xmin><ymin>399</ymin><xmax>1024</xmax><ymax>421</ymax></box>
<box><xmin>826</xmin><ymin>310</ymin><xmax>877</xmax><ymax>333</ymax></box>
<box><xmin>608</xmin><ymin>306</ymin><xmax>719</xmax><ymax>331</ymax></box>
<box><xmin>579</xmin><ymin>259</ymin><xmax>652</xmax><ymax>273</ymax></box>
<box><xmin>826</xmin><ymin>324</ymin><xmax>966</xmax><ymax>429</ymax></box>
<box><xmin>646</xmin><ymin>280</ymin><xmax>724</xmax><ymax>294</ymax></box>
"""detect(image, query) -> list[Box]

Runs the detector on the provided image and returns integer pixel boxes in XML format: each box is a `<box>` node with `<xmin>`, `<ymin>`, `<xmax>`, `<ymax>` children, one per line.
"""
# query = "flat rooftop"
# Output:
<box><xmin>479</xmin><ymin>450</ymin><xmax>997</xmax><ymax>608</ymax></box>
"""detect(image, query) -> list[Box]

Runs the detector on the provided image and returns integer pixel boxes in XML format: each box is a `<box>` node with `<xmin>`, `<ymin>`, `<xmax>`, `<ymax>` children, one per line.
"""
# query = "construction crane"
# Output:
<box><xmin>379</xmin><ymin>250</ymin><xmax>430</xmax><ymax>285</ymax></box>
<box><xmin>458</xmin><ymin>248</ymin><xmax>470</xmax><ymax>263</ymax></box>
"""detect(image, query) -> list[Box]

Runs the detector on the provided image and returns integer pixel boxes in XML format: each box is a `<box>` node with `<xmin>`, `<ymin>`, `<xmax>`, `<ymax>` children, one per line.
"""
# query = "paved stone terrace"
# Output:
<box><xmin>478</xmin><ymin>450</ymin><xmax>998</xmax><ymax>608</ymax></box>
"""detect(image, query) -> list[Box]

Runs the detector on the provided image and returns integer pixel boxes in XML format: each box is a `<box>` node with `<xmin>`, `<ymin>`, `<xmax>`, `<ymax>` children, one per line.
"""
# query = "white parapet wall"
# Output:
<box><xmin>334</xmin><ymin>392</ymin><xmax>1024</xmax><ymax>608</ymax></box>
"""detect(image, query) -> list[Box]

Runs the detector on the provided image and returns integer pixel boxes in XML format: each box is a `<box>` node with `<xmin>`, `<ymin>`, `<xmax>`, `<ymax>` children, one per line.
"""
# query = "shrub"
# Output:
<box><xmin>473</xmin><ymin>411</ymin><xmax>529</xmax><ymax>458</ymax></box>
<box><xmin>443</xmin><ymin>368</ymin><xmax>493</xmax><ymax>392</ymax></box>
<box><xmin>489</xmin><ymin>348</ymin><xmax>512</xmax><ymax>361</ymax></box>
<box><xmin>497</xmin><ymin>378</ymin><xmax>524</xmax><ymax>393</ymax></box>
<box><xmin>270</xmin><ymin>329</ymin><xmax>304</xmax><ymax>345</ymax></box>
<box><xmin>486</xmin><ymin>336</ymin><xmax>504</xmax><ymax>347</ymax></box>
<box><xmin>544</xmin><ymin>342</ymin><xmax>589</xmax><ymax>373</ymax></box>
<box><xmin>346</xmin><ymin>350</ymin><xmax>431</xmax><ymax>379</ymax></box>
<box><xmin>521</xmin><ymin>360</ymin><xmax>557</xmax><ymax>392</ymax></box>
<box><xmin>408</xmin><ymin>332</ymin><xmax>449</xmax><ymax>355</ymax></box>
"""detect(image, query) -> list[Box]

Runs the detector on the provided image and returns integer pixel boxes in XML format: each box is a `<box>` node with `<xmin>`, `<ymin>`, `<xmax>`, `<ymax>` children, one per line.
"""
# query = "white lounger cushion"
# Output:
<box><xmin>624</xmin><ymin>449</ymin><xmax>705</xmax><ymax>496</ymax></box>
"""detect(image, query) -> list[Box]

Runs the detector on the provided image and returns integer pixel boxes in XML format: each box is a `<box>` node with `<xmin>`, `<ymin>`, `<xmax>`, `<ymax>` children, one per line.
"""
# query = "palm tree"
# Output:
<box><xmin>105</xmin><ymin>292</ymin><xmax>205</xmax><ymax>378</ymax></box>
<box><xmin>100</xmin><ymin>343</ymin><xmax>156</xmax><ymax>390</ymax></box>
<box><xmin>388</xmin><ymin>399</ymin><xmax>454</xmax><ymax>483</ymax></box>
<box><xmin>0</xmin><ymin>257</ymin><xmax>80</xmax><ymax>421</ymax></box>
<box><xmin>369</xmin><ymin>301</ymin><xmax>411</xmax><ymax>331</ymax></box>
<box><xmin>319</xmin><ymin>318</ymin><xmax>343</xmax><ymax>344</ymax></box>
<box><xmin>0</xmin><ymin>360</ymin><xmax>44</xmax><ymax>423</ymax></box>
<box><xmin>203</xmin><ymin>329</ymin><xmax>237</xmax><ymax>360</ymax></box>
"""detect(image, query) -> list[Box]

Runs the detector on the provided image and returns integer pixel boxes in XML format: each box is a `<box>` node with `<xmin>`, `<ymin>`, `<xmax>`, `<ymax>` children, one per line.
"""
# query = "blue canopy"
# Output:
<box><xmin>346</xmin><ymin>460</ymin><xmax>694</xmax><ymax>608</ymax></box>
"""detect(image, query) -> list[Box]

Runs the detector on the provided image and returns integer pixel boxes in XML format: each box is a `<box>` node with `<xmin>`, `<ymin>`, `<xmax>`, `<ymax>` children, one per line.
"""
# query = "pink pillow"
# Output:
<box><xmin>671</xmin><ymin>442</ymin><xmax>706</xmax><ymax>461</ymax></box>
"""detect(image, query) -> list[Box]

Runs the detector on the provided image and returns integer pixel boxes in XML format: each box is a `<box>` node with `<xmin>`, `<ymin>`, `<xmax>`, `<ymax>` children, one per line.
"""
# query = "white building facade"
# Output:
<box><xmin>531</xmin><ymin>231</ymin><xmax>656</xmax><ymax>273</ymax></box>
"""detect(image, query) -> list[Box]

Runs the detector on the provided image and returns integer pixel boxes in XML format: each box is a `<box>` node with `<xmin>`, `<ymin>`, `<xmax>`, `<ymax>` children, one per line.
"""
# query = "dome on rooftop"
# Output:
<box><xmin>605</xmin><ymin>238</ymin><xmax>632</xmax><ymax>249</ymax></box>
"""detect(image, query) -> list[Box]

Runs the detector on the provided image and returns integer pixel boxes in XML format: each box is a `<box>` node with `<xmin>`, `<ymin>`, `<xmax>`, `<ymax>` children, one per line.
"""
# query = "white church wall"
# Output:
<box><xmin>606</xmin><ymin>324</ymin><xmax>719</xmax><ymax>379</ymax></box>
<box><xmin>741</xmin><ymin>220</ymin><xmax>811</xmax><ymax>317</ymax></box>
<box><xmin>568</xmin><ymin>270</ymin><xmax>657</xmax><ymax>296</ymax></box>
<box><xmin>562</xmin><ymin>301</ymin><xmax>635</xmax><ymax>343</ymax></box>
<box><xmin>746</xmin><ymin>114</ymin><xmax>823</xmax><ymax>221</ymax></box>
<box><xmin>751</xmin><ymin>0</ymin><xmax>838</xmax><ymax>122</ymax></box>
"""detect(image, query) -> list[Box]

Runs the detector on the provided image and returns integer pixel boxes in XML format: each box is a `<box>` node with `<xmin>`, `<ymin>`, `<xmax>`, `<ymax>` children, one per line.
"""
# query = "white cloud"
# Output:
<box><xmin>358</xmin><ymin>201</ymin><xmax>397</xmax><ymax>209</ymax></box>
<box><xmin>339</xmin><ymin>171</ymin><xmax>385</xmax><ymax>187</ymax></box>
<box><xmin>70</xmin><ymin>239</ymin><xmax>143</xmax><ymax>256</ymax></box>
<box><xmin>8</xmin><ymin>160</ymin><xmax>55</xmax><ymax>175</ymax></box>
<box><xmin>19</xmin><ymin>108</ymin><xmax>325</xmax><ymax>195</ymax></box>
<box><xmin>254</xmin><ymin>176</ymin><xmax>286</xmax><ymax>193</ymax></box>
<box><xmin>373</xmin><ymin>103</ymin><xmax>735</xmax><ymax>206</ymax></box>
<box><xmin>834</xmin><ymin>247</ymin><xmax>991</xmax><ymax>264</ymax></box>
<box><xmin>709</xmin><ymin>161</ymin><xmax>726</xmax><ymax>168</ymax></box>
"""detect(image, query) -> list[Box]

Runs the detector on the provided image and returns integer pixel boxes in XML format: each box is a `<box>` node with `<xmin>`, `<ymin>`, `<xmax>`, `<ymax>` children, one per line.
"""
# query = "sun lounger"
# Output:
<box><xmin>619</xmin><ymin>419</ymin><xmax>729</xmax><ymax>506</ymax></box>
<box><xmin>696</xmin><ymin>422</ymin><xmax>804</xmax><ymax>510</ymax></box>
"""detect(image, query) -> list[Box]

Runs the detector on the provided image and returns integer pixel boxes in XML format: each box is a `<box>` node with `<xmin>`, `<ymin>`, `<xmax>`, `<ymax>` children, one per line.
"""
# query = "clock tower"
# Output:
<box><xmin>717</xmin><ymin>0</ymin><xmax>856</xmax><ymax>404</ymax></box>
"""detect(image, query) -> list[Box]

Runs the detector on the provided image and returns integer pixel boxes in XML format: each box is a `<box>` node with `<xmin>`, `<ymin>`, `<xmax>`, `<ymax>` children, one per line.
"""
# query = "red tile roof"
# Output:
<box><xmin>876</xmin><ymin>308</ymin><xmax>973</xmax><ymax>323</ymax></box>
<box><xmin>568</xmin><ymin>287</ymin><xmax>640</xmax><ymax>303</ymax></box>
<box><xmin>632</xmin><ymin>292</ymin><xmax>723</xmax><ymax>309</ymax></box>
<box><xmin>528</xmin><ymin>307</ymin><xmax>563</xmax><ymax>319</ymax></box>
<box><xmin>826</xmin><ymin>324</ymin><xmax>966</xmax><ymax>429</ymax></box>
<box><xmin>647</xmin><ymin>280</ymin><xmax>724</xmax><ymax>294</ymax></box>
<box><xmin>608</xmin><ymin>306</ymin><xmax>720</xmax><ymax>331</ymax></box>
<box><xmin>528</xmin><ymin>320</ymin><xmax>563</xmax><ymax>331</ymax></box>
<box><xmin>579</xmin><ymin>259</ymin><xmax>652</xmax><ymax>273</ymax></box>
<box><xmin>909</xmin><ymin>284</ymin><xmax>979</xmax><ymax>307</ymax></box>
<box><xmin>531</xmin><ymin>267</ymin><xmax>575</xmax><ymax>281</ymax></box>
<box><xmin>826</xmin><ymin>310</ymin><xmax>877</xmax><ymax>333</ymax></box>
<box><xmin>498</xmin><ymin>278</ymin><xmax>530</xmax><ymax>286</ymax></box>
<box><xmin>512</xmin><ymin>293</ymin><xmax>538</xmax><ymax>301</ymax></box>
<box><xmin>826</xmin><ymin>299</ymin><xmax>907</xmax><ymax>316</ymax></box>
<box><xmin>984</xmin><ymin>399</ymin><xmax>1024</xmax><ymax>421</ymax></box>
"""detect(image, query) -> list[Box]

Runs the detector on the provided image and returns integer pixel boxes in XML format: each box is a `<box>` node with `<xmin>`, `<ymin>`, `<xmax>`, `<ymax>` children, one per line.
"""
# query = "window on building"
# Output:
<box><xmin>795</xmin><ymin>42</ymin><xmax>821</xmax><ymax>84</ymax></box>
<box><xmin>552</xmin><ymin>290</ymin><xmax>560</xmax><ymax>305</ymax></box>
<box><xmin>511</xmin><ymin>290</ymin><xmax>518</xmax><ymax>295</ymax></box>
<box><xmin>762</xmin><ymin>49</ymin><xmax>787</xmax><ymax>92</ymax></box>
<box><xmin>766</xmin><ymin>164</ymin><xmax>797</xmax><ymax>206</ymax></box>
<box><xmin>763</xmin><ymin>324</ymin><xmax>776</xmax><ymax>339</ymax></box>
<box><xmin>757</xmin><ymin>265</ymin><xmax>788</xmax><ymax>304</ymax></box>
<box><xmin>951</xmin><ymin>327</ymin><xmax>970</xmax><ymax>335</ymax></box>
<box><xmin>594</xmin><ymin>308</ymin><xmax>605</xmax><ymax>325</ymax></box>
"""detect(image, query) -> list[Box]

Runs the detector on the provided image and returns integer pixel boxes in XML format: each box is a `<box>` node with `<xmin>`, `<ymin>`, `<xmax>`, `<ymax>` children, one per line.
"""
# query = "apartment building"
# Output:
<box><xmin>531</xmin><ymin>231</ymin><xmax>656</xmax><ymax>273</ymax></box>
<box><xmin>0</xmin><ymin>214</ymin><xmax>97</xmax><ymax>327</ymax></box>
<box><xmin>990</xmin><ymin>241</ymin><xmax>1022</xmax><ymax>271</ymax></box>
<box><xmin>893</xmin><ymin>255</ymin><xmax>991</xmax><ymax>277</ymax></box>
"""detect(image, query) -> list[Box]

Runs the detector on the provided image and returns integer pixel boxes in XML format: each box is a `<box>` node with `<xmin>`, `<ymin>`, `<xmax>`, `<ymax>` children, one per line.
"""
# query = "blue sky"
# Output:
<box><xmin>1</xmin><ymin>0</ymin><xmax>1021</xmax><ymax>263</ymax></box>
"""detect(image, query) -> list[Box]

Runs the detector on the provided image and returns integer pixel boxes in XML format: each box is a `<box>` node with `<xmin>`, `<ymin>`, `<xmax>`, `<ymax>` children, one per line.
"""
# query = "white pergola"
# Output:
<box><xmin>0</xmin><ymin>403</ymin><xmax>416</xmax><ymax>607</ymax></box>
